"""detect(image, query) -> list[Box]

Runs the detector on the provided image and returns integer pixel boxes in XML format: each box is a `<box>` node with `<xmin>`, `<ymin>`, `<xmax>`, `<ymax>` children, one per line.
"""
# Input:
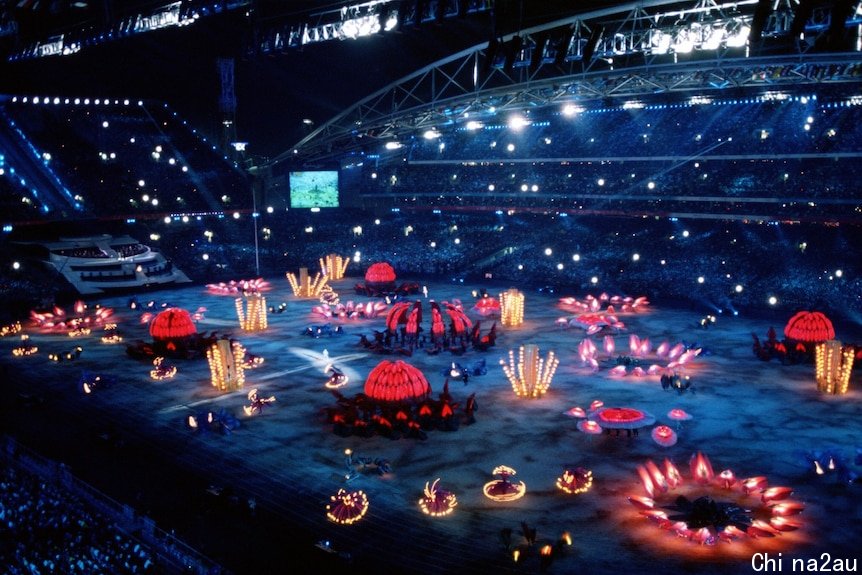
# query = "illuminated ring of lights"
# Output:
<box><xmin>628</xmin><ymin>452</ymin><xmax>804</xmax><ymax>546</ymax></box>
<box><xmin>482</xmin><ymin>480</ymin><xmax>527</xmax><ymax>502</ymax></box>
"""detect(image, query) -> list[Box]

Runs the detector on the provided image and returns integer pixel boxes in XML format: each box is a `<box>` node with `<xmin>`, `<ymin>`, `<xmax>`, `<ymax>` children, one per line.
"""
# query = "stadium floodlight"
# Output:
<box><xmin>507</xmin><ymin>115</ymin><xmax>531</xmax><ymax>131</ymax></box>
<box><xmin>725</xmin><ymin>22</ymin><xmax>751</xmax><ymax>47</ymax></box>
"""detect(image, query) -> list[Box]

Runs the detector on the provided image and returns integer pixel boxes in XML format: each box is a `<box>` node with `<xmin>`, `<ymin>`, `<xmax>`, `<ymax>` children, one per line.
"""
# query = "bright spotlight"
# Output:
<box><xmin>385</xmin><ymin>141</ymin><xmax>402</xmax><ymax>150</ymax></box>
<box><xmin>423</xmin><ymin>129</ymin><xmax>440</xmax><ymax>140</ymax></box>
<box><xmin>507</xmin><ymin>115</ymin><xmax>530</xmax><ymax>130</ymax></box>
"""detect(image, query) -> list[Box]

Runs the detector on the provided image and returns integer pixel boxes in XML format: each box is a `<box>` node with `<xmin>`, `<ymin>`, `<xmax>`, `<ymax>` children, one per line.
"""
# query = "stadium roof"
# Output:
<box><xmin>1</xmin><ymin>1</ymin><xmax>861</xmax><ymax>164</ymax></box>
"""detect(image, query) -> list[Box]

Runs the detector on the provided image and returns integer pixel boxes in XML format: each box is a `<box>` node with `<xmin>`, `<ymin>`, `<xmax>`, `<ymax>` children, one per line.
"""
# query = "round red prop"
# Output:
<box><xmin>783</xmin><ymin>311</ymin><xmax>835</xmax><ymax>342</ymax></box>
<box><xmin>149</xmin><ymin>308</ymin><xmax>197</xmax><ymax>340</ymax></box>
<box><xmin>365</xmin><ymin>262</ymin><xmax>396</xmax><ymax>284</ymax></box>
<box><xmin>364</xmin><ymin>359</ymin><xmax>430</xmax><ymax>402</ymax></box>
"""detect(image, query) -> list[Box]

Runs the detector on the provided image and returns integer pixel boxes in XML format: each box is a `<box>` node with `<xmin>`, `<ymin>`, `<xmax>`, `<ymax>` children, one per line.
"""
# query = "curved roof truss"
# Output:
<box><xmin>272</xmin><ymin>0</ymin><xmax>862</xmax><ymax>165</ymax></box>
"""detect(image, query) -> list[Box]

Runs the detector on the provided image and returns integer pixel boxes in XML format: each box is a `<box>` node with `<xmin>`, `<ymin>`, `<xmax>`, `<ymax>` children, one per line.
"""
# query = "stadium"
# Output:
<box><xmin>1</xmin><ymin>1</ymin><xmax>861</xmax><ymax>574</ymax></box>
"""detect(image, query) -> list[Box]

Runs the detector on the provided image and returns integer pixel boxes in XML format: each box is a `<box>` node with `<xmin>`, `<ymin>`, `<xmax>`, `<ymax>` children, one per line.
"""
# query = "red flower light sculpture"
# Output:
<box><xmin>628</xmin><ymin>452</ymin><xmax>804</xmax><ymax>546</ymax></box>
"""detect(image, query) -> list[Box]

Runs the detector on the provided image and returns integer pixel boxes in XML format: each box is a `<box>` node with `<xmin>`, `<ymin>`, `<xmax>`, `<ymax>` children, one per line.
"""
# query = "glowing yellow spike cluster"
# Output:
<box><xmin>12</xmin><ymin>345</ymin><xmax>38</xmax><ymax>356</ymax></box>
<box><xmin>235</xmin><ymin>293</ymin><xmax>268</xmax><ymax>332</ymax></box>
<box><xmin>207</xmin><ymin>339</ymin><xmax>246</xmax><ymax>392</ymax></box>
<box><xmin>500</xmin><ymin>288</ymin><xmax>525</xmax><ymax>327</ymax></box>
<box><xmin>319</xmin><ymin>254</ymin><xmax>350</xmax><ymax>280</ymax></box>
<box><xmin>0</xmin><ymin>321</ymin><xmax>23</xmax><ymax>337</ymax></box>
<box><xmin>815</xmin><ymin>340</ymin><xmax>855</xmax><ymax>395</ymax></box>
<box><xmin>500</xmin><ymin>344</ymin><xmax>559</xmax><ymax>398</ymax></box>
<box><xmin>286</xmin><ymin>267</ymin><xmax>330</xmax><ymax>298</ymax></box>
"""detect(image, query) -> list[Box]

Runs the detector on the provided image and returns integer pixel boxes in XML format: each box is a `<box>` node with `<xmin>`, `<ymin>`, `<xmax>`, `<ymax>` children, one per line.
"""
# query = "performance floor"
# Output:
<box><xmin>1</xmin><ymin>275</ymin><xmax>860</xmax><ymax>575</ymax></box>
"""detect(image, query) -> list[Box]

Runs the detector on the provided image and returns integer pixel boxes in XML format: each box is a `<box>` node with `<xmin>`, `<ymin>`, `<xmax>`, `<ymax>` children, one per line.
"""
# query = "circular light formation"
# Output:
<box><xmin>628</xmin><ymin>452</ymin><xmax>804</xmax><ymax>546</ymax></box>
<box><xmin>483</xmin><ymin>465</ymin><xmax>527</xmax><ymax>502</ymax></box>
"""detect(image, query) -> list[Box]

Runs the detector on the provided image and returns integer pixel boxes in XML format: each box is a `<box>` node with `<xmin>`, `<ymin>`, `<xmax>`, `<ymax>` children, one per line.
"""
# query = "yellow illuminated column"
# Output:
<box><xmin>320</xmin><ymin>254</ymin><xmax>350</xmax><ymax>280</ymax></box>
<box><xmin>500</xmin><ymin>343</ymin><xmax>559</xmax><ymax>398</ymax></box>
<box><xmin>815</xmin><ymin>340</ymin><xmax>855</xmax><ymax>395</ymax></box>
<box><xmin>207</xmin><ymin>339</ymin><xmax>246</xmax><ymax>392</ymax></box>
<box><xmin>287</xmin><ymin>267</ymin><xmax>330</xmax><ymax>297</ymax></box>
<box><xmin>235</xmin><ymin>294</ymin><xmax>268</xmax><ymax>332</ymax></box>
<box><xmin>500</xmin><ymin>288</ymin><xmax>525</xmax><ymax>327</ymax></box>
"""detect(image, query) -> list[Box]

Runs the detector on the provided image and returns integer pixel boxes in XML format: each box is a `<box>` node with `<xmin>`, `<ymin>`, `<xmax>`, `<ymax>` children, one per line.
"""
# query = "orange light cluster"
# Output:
<box><xmin>48</xmin><ymin>346</ymin><xmax>83</xmax><ymax>362</ymax></box>
<box><xmin>500</xmin><ymin>344</ymin><xmax>559</xmax><ymax>398</ymax></box>
<box><xmin>326</xmin><ymin>489</ymin><xmax>369</xmax><ymax>525</ymax></box>
<box><xmin>206</xmin><ymin>339</ymin><xmax>246</xmax><ymax>391</ymax></box>
<box><xmin>815</xmin><ymin>340</ymin><xmax>855</xmax><ymax>395</ymax></box>
<box><xmin>67</xmin><ymin>327</ymin><xmax>91</xmax><ymax>337</ymax></box>
<box><xmin>628</xmin><ymin>452</ymin><xmax>804</xmax><ymax>546</ymax></box>
<box><xmin>419</xmin><ymin>478</ymin><xmax>458</xmax><ymax>517</ymax></box>
<box><xmin>319</xmin><ymin>254</ymin><xmax>350</xmax><ymax>280</ymax></box>
<box><xmin>0</xmin><ymin>321</ymin><xmax>23</xmax><ymax>337</ymax></box>
<box><xmin>12</xmin><ymin>345</ymin><xmax>38</xmax><ymax>357</ymax></box>
<box><xmin>286</xmin><ymin>267</ymin><xmax>330</xmax><ymax>298</ymax></box>
<box><xmin>500</xmin><ymin>288</ymin><xmax>525</xmax><ymax>327</ymax></box>
<box><xmin>149</xmin><ymin>356</ymin><xmax>177</xmax><ymax>380</ymax></box>
<box><xmin>556</xmin><ymin>467</ymin><xmax>593</xmax><ymax>495</ymax></box>
<box><xmin>235</xmin><ymin>293</ymin><xmax>268</xmax><ymax>332</ymax></box>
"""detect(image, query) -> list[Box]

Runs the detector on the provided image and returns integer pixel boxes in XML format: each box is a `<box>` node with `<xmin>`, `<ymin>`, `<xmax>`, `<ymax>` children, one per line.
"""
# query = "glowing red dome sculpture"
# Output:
<box><xmin>365</xmin><ymin>262</ymin><xmax>397</xmax><ymax>292</ymax></box>
<box><xmin>364</xmin><ymin>360</ymin><xmax>430</xmax><ymax>402</ymax></box>
<box><xmin>784</xmin><ymin>311</ymin><xmax>835</xmax><ymax>342</ymax></box>
<box><xmin>149</xmin><ymin>308</ymin><xmax>197</xmax><ymax>341</ymax></box>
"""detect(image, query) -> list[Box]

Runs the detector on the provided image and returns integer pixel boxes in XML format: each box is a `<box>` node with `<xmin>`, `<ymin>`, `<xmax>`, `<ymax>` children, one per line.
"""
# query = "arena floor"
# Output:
<box><xmin>1</xmin><ymin>274</ymin><xmax>861</xmax><ymax>575</ymax></box>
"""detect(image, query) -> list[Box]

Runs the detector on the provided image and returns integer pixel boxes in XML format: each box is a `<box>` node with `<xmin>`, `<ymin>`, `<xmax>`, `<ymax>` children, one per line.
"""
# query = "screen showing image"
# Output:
<box><xmin>289</xmin><ymin>171</ymin><xmax>339</xmax><ymax>208</ymax></box>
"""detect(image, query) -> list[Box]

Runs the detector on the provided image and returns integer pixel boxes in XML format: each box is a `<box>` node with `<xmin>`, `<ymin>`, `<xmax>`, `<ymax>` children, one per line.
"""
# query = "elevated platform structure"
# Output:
<box><xmin>20</xmin><ymin>234</ymin><xmax>191</xmax><ymax>295</ymax></box>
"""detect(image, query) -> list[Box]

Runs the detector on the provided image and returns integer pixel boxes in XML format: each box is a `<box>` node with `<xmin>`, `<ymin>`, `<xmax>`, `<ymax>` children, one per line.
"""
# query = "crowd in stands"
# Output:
<box><xmin>1</xmin><ymin>99</ymin><xmax>251</xmax><ymax>223</ymax></box>
<box><xmin>1</xmin><ymin>91</ymin><xmax>861</xmax><ymax>320</ymax></box>
<box><xmin>0</xmin><ymin>466</ymin><xmax>158</xmax><ymax>575</ymax></box>
<box><xmin>2</xmin><ymin>205</ymin><xmax>859</xmax><ymax>320</ymax></box>
<box><xmin>408</xmin><ymin>96</ymin><xmax>862</xmax><ymax>161</ymax></box>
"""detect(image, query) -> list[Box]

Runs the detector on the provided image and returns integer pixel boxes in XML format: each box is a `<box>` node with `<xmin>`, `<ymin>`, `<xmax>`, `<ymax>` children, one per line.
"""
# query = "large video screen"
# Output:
<box><xmin>289</xmin><ymin>171</ymin><xmax>339</xmax><ymax>208</ymax></box>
